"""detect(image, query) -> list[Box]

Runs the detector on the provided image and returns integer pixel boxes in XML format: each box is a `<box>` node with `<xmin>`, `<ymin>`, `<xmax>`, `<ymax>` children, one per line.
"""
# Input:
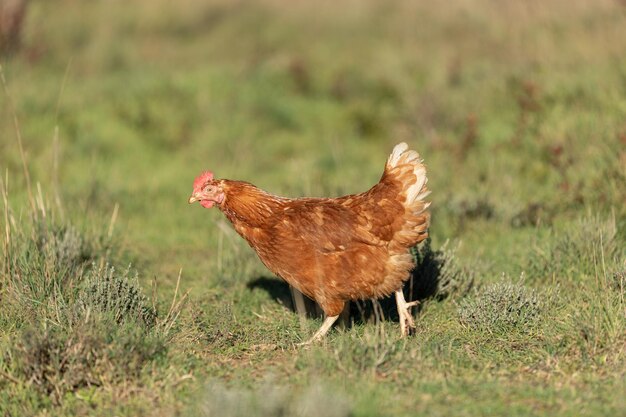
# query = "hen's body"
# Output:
<box><xmin>190</xmin><ymin>143</ymin><xmax>430</xmax><ymax>341</ymax></box>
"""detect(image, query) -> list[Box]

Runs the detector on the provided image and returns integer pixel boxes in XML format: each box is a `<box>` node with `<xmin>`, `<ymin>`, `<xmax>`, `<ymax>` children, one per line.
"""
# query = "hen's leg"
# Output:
<box><xmin>299</xmin><ymin>315</ymin><xmax>339</xmax><ymax>345</ymax></box>
<box><xmin>395</xmin><ymin>290</ymin><xmax>419</xmax><ymax>337</ymax></box>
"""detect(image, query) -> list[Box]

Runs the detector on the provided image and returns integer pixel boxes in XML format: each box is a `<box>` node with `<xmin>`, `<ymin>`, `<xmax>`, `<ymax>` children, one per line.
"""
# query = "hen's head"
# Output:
<box><xmin>188</xmin><ymin>171</ymin><xmax>225</xmax><ymax>209</ymax></box>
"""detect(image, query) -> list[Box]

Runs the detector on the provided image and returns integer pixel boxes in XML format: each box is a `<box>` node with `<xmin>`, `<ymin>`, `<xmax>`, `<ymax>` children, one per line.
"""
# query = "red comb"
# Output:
<box><xmin>193</xmin><ymin>171</ymin><xmax>214</xmax><ymax>191</ymax></box>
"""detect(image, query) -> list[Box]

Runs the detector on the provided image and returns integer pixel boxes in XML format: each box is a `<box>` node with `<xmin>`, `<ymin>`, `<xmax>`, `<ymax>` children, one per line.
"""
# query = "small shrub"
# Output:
<box><xmin>458</xmin><ymin>281</ymin><xmax>543</xmax><ymax>334</ymax></box>
<box><xmin>35</xmin><ymin>224</ymin><xmax>90</xmax><ymax>271</ymax></box>
<box><xmin>11</xmin><ymin>318</ymin><xmax>166</xmax><ymax>404</ymax></box>
<box><xmin>3</xmin><ymin>217</ymin><xmax>112</xmax><ymax>312</ymax></box>
<box><xmin>76</xmin><ymin>264</ymin><xmax>157</xmax><ymax>327</ymax></box>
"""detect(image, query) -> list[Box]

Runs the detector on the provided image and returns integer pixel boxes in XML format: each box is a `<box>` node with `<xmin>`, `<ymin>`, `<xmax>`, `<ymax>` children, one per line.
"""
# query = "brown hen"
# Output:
<box><xmin>189</xmin><ymin>142</ymin><xmax>430</xmax><ymax>343</ymax></box>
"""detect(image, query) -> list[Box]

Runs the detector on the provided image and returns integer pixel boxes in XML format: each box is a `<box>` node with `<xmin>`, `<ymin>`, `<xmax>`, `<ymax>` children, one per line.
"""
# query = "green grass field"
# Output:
<box><xmin>1</xmin><ymin>0</ymin><xmax>625</xmax><ymax>415</ymax></box>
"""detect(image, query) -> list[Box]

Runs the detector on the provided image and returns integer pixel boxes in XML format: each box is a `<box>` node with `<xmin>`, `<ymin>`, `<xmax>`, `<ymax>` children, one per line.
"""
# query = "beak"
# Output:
<box><xmin>188</xmin><ymin>194</ymin><xmax>199</xmax><ymax>204</ymax></box>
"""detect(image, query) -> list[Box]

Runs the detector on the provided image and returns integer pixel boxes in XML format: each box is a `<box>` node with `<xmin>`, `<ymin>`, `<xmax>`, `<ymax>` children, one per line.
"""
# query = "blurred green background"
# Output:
<box><xmin>2</xmin><ymin>0</ymin><xmax>623</xmax><ymax>276</ymax></box>
<box><xmin>1</xmin><ymin>0</ymin><xmax>625</xmax><ymax>415</ymax></box>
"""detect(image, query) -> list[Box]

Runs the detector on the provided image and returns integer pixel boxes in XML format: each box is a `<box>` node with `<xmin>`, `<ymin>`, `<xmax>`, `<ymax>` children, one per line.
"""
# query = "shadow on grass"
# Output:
<box><xmin>247</xmin><ymin>276</ymin><xmax>296</xmax><ymax>312</ymax></box>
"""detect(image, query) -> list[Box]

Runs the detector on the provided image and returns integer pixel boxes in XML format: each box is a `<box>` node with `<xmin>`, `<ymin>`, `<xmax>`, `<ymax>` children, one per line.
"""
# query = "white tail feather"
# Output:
<box><xmin>386</xmin><ymin>142</ymin><xmax>429</xmax><ymax>205</ymax></box>
<box><xmin>382</xmin><ymin>143</ymin><xmax>431</xmax><ymax>250</ymax></box>
<box><xmin>387</xmin><ymin>142</ymin><xmax>409</xmax><ymax>167</ymax></box>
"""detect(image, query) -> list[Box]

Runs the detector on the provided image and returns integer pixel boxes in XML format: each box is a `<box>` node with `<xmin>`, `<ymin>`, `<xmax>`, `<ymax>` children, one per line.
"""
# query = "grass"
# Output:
<box><xmin>1</xmin><ymin>0</ymin><xmax>625</xmax><ymax>415</ymax></box>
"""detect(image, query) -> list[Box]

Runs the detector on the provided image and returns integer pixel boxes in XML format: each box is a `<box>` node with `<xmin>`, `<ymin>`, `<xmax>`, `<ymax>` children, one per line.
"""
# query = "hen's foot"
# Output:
<box><xmin>298</xmin><ymin>315</ymin><xmax>339</xmax><ymax>346</ymax></box>
<box><xmin>395</xmin><ymin>290</ymin><xmax>419</xmax><ymax>337</ymax></box>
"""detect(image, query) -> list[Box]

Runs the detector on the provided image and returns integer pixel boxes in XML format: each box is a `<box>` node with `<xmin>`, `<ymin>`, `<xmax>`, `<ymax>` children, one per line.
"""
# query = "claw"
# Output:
<box><xmin>395</xmin><ymin>290</ymin><xmax>417</xmax><ymax>337</ymax></box>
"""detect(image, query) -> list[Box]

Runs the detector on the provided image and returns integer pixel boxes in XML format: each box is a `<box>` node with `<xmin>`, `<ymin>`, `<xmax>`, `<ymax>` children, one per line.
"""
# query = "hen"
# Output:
<box><xmin>189</xmin><ymin>143</ymin><xmax>430</xmax><ymax>343</ymax></box>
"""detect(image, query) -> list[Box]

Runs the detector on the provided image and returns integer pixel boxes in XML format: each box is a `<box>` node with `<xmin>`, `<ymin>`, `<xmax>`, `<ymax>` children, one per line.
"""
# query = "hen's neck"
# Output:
<box><xmin>219</xmin><ymin>180</ymin><xmax>285</xmax><ymax>228</ymax></box>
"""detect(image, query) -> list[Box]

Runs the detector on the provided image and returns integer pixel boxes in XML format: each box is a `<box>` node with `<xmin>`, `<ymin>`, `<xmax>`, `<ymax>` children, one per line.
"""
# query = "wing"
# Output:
<box><xmin>277</xmin><ymin>199</ymin><xmax>385</xmax><ymax>254</ymax></box>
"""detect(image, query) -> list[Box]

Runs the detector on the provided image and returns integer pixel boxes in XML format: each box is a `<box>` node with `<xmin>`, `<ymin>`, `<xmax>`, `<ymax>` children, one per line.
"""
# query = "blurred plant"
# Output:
<box><xmin>455</xmin><ymin>113</ymin><xmax>479</xmax><ymax>161</ymax></box>
<box><xmin>610</xmin><ymin>268</ymin><xmax>625</xmax><ymax>295</ymax></box>
<box><xmin>0</xmin><ymin>0</ymin><xmax>27</xmax><ymax>55</ymax></box>
<box><xmin>510</xmin><ymin>78</ymin><xmax>544</xmax><ymax>145</ymax></box>
<box><xmin>442</xmin><ymin>194</ymin><xmax>496</xmax><ymax>234</ymax></box>
<box><xmin>193</xmin><ymin>380</ymin><xmax>352</xmax><ymax>417</ymax></box>
<box><xmin>526</xmin><ymin>215</ymin><xmax>623</xmax><ymax>281</ymax></box>
<box><xmin>511</xmin><ymin>202</ymin><xmax>555</xmax><ymax>228</ymax></box>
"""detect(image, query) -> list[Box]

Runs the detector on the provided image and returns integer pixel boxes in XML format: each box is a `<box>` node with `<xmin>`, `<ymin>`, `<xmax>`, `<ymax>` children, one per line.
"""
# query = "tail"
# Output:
<box><xmin>385</xmin><ymin>142</ymin><xmax>431</xmax><ymax>246</ymax></box>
